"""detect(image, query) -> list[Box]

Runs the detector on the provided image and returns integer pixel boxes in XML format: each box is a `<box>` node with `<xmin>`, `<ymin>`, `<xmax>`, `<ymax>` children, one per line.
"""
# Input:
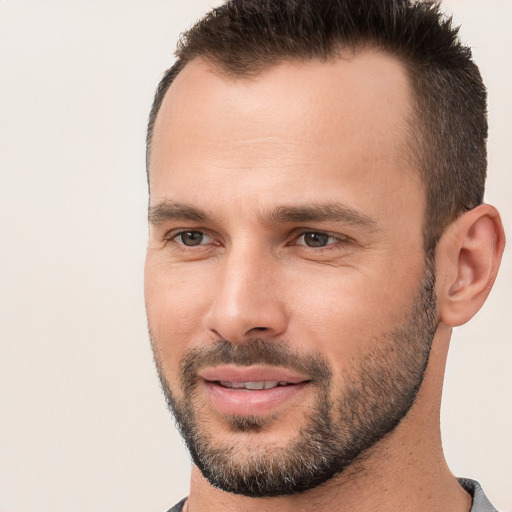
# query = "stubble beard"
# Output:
<box><xmin>150</xmin><ymin>260</ymin><xmax>437</xmax><ymax>497</ymax></box>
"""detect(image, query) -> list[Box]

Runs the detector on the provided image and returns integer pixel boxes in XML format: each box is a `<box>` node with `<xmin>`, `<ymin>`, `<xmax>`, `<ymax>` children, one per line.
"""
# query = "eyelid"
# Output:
<box><xmin>161</xmin><ymin>227</ymin><xmax>352</xmax><ymax>251</ymax></box>
<box><xmin>297</xmin><ymin>232</ymin><xmax>338</xmax><ymax>245</ymax></box>
<box><xmin>294</xmin><ymin>229</ymin><xmax>350</xmax><ymax>243</ymax></box>
<box><xmin>165</xmin><ymin>228</ymin><xmax>215</xmax><ymax>246</ymax></box>
<box><xmin>288</xmin><ymin>230</ymin><xmax>355</xmax><ymax>256</ymax></box>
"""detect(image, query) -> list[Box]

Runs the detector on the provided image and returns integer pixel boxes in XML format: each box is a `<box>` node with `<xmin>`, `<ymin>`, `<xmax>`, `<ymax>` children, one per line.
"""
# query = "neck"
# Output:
<box><xmin>186</xmin><ymin>326</ymin><xmax>472</xmax><ymax>512</ymax></box>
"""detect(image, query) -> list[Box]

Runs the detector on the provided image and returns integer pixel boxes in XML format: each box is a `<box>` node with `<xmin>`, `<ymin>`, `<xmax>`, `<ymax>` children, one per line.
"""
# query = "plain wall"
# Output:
<box><xmin>0</xmin><ymin>1</ymin><xmax>510</xmax><ymax>511</ymax></box>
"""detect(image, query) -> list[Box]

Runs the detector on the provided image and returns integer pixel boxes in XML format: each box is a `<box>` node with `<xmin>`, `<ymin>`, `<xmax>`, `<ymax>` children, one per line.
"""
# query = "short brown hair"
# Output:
<box><xmin>147</xmin><ymin>0</ymin><xmax>487</xmax><ymax>253</ymax></box>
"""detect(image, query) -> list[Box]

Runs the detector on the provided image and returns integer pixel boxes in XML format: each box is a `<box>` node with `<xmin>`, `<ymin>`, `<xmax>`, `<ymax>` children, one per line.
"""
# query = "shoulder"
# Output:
<box><xmin>165</xmin><ymin>497</ymin><xmax>187</xmax><ymax>512</ymax></box>
<box><xmin>458</xmin><ymin>478</ymin><xmax>499</xmax><ymax>512</ymax></box>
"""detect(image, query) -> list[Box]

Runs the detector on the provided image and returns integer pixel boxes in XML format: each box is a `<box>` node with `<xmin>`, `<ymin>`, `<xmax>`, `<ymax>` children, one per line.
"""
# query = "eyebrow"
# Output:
<box><xmin>148</xmin><ymin>201</ymin><xmax>210</xmax><ymax>225</ymax></box>
<box><xmin>148</xmin><ymin>200</ymin><xmax>377</xmax><ymax>230</ymax></box>
<box><xmin>265</xmin><ymin>203</ymin><xmax>377</xmax><ymax>229</ymax></box>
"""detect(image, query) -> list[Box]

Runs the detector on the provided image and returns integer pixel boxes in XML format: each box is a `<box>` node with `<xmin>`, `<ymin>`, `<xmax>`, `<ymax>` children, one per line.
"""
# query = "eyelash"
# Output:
<box><xmin>164</xmin><ymin>229</ymin><xmax>351</xmax><ymax>252</ymax></box>
<box><xmin>292</xmin><ymin>231</ymin><xmax>351</xmax><ymax>252</ymax></box>
<box><xmin>165</xmin><ymin>230</ymin><xmax>216</xmax><ymax>249</ymax></box>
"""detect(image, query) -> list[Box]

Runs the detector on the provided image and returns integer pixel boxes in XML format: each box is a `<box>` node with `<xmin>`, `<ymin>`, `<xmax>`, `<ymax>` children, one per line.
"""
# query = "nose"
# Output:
<box><xmin>202</xmin><ymin>245</ymin><xmax>288</xmax><ymax>342</ymax></box>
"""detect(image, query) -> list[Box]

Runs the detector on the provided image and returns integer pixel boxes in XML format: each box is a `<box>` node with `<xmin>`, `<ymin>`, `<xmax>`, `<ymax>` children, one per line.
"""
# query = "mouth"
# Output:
<box><xmin>198</xmin><ymin>366</ymin><xmax>311</xmax><ymax>416</ymax></box>
<box><xmin>214</xmin><ymin>380</ymin><xmax>297</xmax><ymax>390</ymax></box>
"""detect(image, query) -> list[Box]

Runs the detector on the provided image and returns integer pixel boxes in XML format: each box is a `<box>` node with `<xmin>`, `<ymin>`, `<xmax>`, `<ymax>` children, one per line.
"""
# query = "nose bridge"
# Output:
<box><xmin>204</xmin><ymin>239</ymin><xmax>287</xmax><ymax>341</ymax></box>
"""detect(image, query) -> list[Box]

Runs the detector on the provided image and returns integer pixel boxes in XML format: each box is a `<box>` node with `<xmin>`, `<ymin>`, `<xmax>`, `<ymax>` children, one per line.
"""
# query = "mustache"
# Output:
<box><xmin>180</xmin><ymin>338</ymin><xmax>332</xmax><ymax>385</ymax></box>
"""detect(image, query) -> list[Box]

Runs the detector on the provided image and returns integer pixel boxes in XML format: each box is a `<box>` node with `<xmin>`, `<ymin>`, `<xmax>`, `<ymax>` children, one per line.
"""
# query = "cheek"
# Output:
<box><xmin>284</xmin><ymin>263</ymin><xmax>423</xmax><ymax>361</ymax></box>
<box><xmin>144</xmin><ymin>260</ymin><xmax>214</xmax><ymax>376</ymax></box>
<box><xmin>146</xmin><ymin>256</ymin><xmax>211</xmax><ymax>320</ymax></box>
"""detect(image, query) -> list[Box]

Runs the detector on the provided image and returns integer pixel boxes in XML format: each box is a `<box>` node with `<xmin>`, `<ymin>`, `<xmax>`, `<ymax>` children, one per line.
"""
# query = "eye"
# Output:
<box><xmin>173</xmin><ymin>230</ymin><xmax>212</xmax><ymax>247</ymax></box>
<box><xmin>296</xmin><ymin>231</ymin><xmax>338</xmax><ymax>248</ymax></box>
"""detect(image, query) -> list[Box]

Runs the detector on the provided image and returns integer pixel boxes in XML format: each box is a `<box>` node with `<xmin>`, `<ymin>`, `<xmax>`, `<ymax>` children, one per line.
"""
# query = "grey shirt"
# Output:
<box><xmin>166</xmin><ymin>478</ymin><xmax>498</xmax><ymax>512</ymax></box>
<box><xmin>458</xmin><ymin>479</ymin><xmax>498</xmax><ymax>512</ymax></box>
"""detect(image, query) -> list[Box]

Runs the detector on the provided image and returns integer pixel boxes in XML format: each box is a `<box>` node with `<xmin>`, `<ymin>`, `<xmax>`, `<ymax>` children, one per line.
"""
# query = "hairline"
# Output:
<box><xmin>146</xmin><ymin>51</ymin><xmax>446</xmax><ymax>254</ymax></box>
<box><xmin>147</xmin><ymin>47</ymin><xmax>424</xmax><ymax>173</ymax></box>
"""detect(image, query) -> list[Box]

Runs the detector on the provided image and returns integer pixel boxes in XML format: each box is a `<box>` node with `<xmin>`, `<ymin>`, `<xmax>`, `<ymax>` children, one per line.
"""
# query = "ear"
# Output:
<box><xmin>435</xmin><ymin>204</ymin><xmax>505</xmax><ymax>327</ymax></box>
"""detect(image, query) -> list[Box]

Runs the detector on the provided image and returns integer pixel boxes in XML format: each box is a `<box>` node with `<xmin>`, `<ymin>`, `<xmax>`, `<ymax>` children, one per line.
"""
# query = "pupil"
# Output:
<box><xmin>181</xmin><ymin>231</ymin><xmax>203</xmax><ymax>246</ymax></box>
<box><xmin>305</xmin><ymin>232</ymin><xmax>329</xmax><ymax>247</ymax></box>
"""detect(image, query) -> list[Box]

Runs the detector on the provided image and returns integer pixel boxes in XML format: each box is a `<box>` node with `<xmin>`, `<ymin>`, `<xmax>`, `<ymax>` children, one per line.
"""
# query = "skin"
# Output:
<box><xmin>145</xmin><ymin>51</ymin><xmax>505</xmax><ymax>511</ymax></box>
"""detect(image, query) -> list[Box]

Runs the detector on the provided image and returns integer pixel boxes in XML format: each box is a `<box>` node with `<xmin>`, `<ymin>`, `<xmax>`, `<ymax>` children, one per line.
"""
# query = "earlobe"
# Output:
<box><xmin>436</xmin><ymin>204</ymin><xmax>505</xmax><ymax>327</ymax></box>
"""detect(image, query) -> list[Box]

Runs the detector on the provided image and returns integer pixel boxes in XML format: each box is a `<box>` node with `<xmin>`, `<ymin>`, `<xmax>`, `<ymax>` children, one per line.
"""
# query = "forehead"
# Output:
<box><xmin>149</xmin><ymin>51</ymin><xmax>422</xmax><ymax>224</ymax></box>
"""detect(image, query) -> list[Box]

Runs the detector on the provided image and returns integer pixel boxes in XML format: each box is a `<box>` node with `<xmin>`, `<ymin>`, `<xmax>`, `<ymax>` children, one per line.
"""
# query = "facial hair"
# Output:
<box><xmin>150</xmin><ymin>260</ymin><xmax>437</xmax><ymax>497</ymax></box>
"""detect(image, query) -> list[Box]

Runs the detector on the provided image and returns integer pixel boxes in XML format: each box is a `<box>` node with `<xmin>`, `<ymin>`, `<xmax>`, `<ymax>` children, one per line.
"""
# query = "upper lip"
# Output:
<box><xmin>198</xmin><ymin>365</ymin><xmax>310</xmax><ymax>384</ymax></box>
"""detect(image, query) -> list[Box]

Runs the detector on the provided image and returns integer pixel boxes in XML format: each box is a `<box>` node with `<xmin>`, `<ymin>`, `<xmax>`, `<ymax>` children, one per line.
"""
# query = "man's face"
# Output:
<box><xmin>145</xmin><ymin>52</ymin><xmax>436</xmax><ymax>496</ymax></box>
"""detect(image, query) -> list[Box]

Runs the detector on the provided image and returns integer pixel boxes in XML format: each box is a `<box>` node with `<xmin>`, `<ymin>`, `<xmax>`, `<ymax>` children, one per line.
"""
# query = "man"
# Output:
<box><xmin>144</xmin><ymin>0</ymin><xmax>505</xmax><ymax>510</ymax></box>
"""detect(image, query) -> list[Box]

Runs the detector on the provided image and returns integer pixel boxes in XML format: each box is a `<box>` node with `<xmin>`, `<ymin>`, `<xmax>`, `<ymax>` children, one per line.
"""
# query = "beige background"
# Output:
<box><xmin>0</xmin><ymin>1</ymin><xmax>510</xmax><ymax>511</ymax></box>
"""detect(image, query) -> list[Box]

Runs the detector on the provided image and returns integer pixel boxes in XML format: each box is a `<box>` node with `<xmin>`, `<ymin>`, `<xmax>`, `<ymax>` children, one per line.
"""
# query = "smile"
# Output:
<box><xmin>197</xmin><ymin>366</ymin><xmax>311</xmax><ymax>416</ymax></box>
<box><xmin>216</xmin><ymin>381</ymin><xmax>294</xmax><ymax>390</ymax></box>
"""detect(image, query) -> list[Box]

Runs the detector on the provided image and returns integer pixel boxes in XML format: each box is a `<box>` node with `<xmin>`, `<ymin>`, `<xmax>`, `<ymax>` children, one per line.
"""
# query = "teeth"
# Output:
<box><xmin>218</xmin><ymin>381</ymin><xmax>288</xmax><ymax>390</ymax></box>
<box><xmin>245</xmin><ymin>382</ymin><xmax>265</xmax><ymax>390</ymax></box>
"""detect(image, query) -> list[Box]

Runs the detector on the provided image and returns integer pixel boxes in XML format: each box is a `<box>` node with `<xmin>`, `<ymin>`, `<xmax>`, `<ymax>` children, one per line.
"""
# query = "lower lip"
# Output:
<box><xmin>201</xmin><ymin>380</ymin><xmax>310</xmax><ymax>416</ymax></box>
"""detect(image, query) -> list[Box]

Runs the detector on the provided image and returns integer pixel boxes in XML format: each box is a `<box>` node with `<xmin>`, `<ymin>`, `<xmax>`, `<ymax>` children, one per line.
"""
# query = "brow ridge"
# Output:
<box><xmin>148</xmin><ymin>200</ymin><xmax>377</xmax><ymax>230</ymax></box>
<box><xmin>148</xmin><ymin>201</ymin><xmax>210</xmax><ymax>225</ymax></box>
<box><xmin>264</xmin><ymin>203</ymin><xmax>377</xmax><ymax>229</ymax></box>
